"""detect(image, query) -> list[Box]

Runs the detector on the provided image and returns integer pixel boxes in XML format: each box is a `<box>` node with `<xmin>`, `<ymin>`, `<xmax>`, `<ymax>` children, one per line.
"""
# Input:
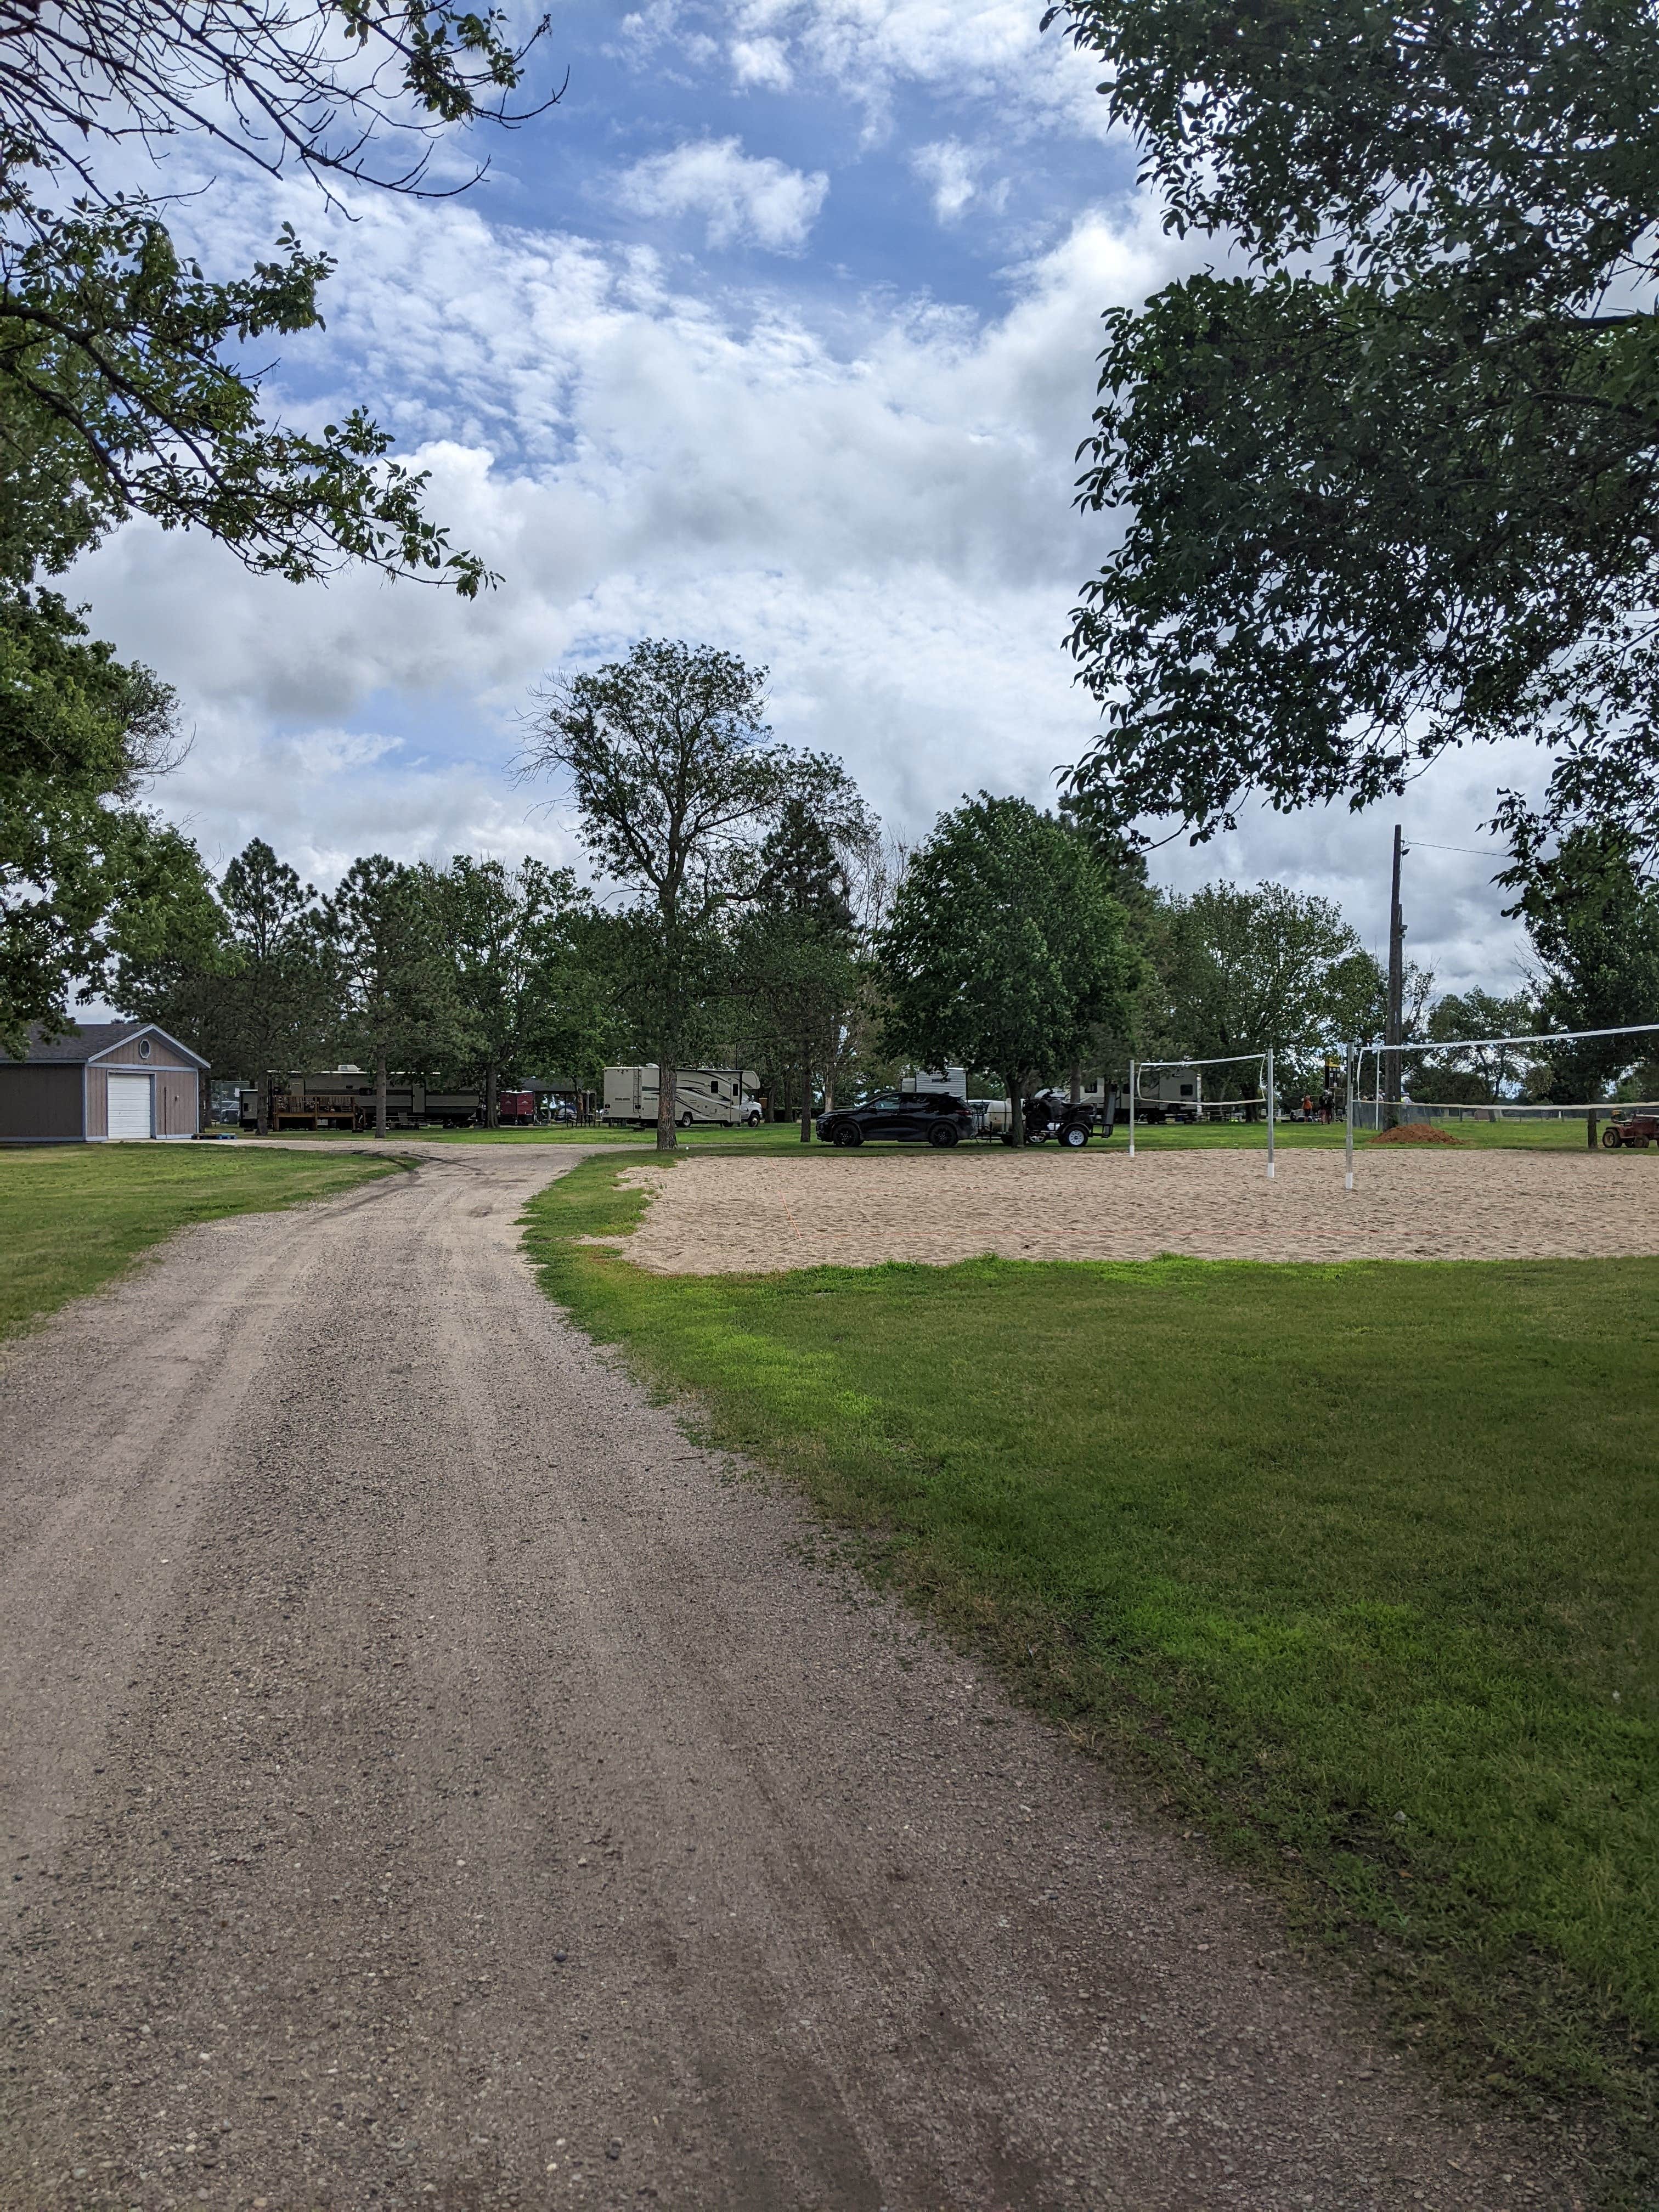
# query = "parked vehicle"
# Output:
<box><xmin>1602</xmin><ymin>1111</ymin><xmax>1659</xmax><ymax>1149</ymax></box>
<box><xmin>815</xmin><ymin>1090</ymin><xmax>975</xmax><ymax>1148</ymax></box>
<box><xmin>1012</xmin><ymin>1087</ymin><xmax>1120</xmax><ymax>1148</ymax></box>
<box><xmin>1133</xmin><ymin>1070</ymin><xmax>1203</xmax><ymax>1125</ymax></box>
<box><xmin>601</xmin><ymin>1066</ymin><xmax>763</xmax><ymax>1128</ymax></box>
<box><xmin>900</xmin><ymin>1065</ymin><xmax>968</xmax><ymax>1101</ymax></box>
<box><xmin>240</xmin><ymin>1071</ymin><xmax>482</xmax><ymax>1130</ymax></box>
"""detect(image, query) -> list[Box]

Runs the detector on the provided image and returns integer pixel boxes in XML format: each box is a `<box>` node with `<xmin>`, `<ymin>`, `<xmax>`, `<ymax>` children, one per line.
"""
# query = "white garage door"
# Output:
<box><xmin>106</xmin><ymin>1074</ymin><xmax>153</xmax><ymax>1140</ymax></box>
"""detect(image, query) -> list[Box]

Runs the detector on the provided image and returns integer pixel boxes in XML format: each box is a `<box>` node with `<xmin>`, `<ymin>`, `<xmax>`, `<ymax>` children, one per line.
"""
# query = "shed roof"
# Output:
<box><xmin>0</xmin><ymin>1021</ymin><xmax>209</xmax><ymax>1070</ymax></box>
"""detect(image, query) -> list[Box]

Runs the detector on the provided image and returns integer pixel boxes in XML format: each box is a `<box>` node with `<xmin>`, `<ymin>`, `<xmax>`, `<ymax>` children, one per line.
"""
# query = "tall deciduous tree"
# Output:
<box><xmin>1047</xmin><ymin>0</ymin><xmax>1659</xmax><ymax>868</ymax></box>
<box><xmin>435</xmin><ymin>855</ymin><xmax>599</xmax><ymax>1123</ymax></box>
<box><xmin>328</xmin><ymin>856</ymin><xmax>455</xmax><ymax>1138</ymax></box>
<box><xmin>877</xmin><ymin>795</ymin><xmax>1138</xmax><ymax>1146</ymax></box>
<box><xmin>0</xmin><ymin>587</ymin><xmax>187</xmax><ymax>1050</ymax></box>
<box><xmin>1158</xmin><ymin>883</ymin><xmax>1388</xmax><ymax>1091</ymax></box>
<box><xmin>1511</xmin><ymin>832</ymin><xmax>1659</xmax><ymax>1101</ymax></box>
<box><xmin>523</xmin><ymin>639</ymin><xmax>788</xmax><ymax>1150</ymax></box>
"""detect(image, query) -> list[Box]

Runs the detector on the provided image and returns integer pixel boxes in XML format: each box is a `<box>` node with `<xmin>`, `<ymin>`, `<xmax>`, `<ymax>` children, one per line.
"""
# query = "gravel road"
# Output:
<box><xmin>0</xmin><ymin>1144</ymin><xmax>1573</xmax><ymax>2211</ymax></box>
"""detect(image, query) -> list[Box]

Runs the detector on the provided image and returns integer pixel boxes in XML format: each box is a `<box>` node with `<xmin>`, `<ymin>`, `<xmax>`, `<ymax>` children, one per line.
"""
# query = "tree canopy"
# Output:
<box><xmin>523</xmin><ymin>637</ymin><xmax>794</xmax><ymax>1148</ymax></box>
<box><xmin>878</xmin><ymin>794</ymin><xmax>1138</xmax><ymax>1144</ymax></box>
<box><xmin>1047</xmin><ymin>0</ymin><xmax>1659</xmax><ymax>866</ymax></box>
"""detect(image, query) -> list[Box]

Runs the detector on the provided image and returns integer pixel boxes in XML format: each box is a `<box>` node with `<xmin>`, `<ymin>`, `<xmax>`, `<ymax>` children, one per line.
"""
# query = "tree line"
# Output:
<box><xmin>105</xmin><ymin>638</ymin><xmax>1659</xmax><ymax>1148</ymax></box>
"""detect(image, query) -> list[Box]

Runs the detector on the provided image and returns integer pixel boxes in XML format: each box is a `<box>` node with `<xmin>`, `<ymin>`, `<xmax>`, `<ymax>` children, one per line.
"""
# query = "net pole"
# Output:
<box><xmin>1345</xmin><ymin>1043</ymin><xmax>1356</xmax><ymax>1192</ymax></box>
<box><xmin>1127</xmin><ymin>1060</ymin><xmax>1136</xmax><ymax>1158</ymax></box>
<box><xmin>1266</xmin><ymin>1049</ymin><xmax>1276</xmax><ymax>1180</ymax></box>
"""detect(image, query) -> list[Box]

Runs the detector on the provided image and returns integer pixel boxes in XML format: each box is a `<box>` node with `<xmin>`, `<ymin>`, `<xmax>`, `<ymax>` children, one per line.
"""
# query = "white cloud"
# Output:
<box><xmin>911</xmin><ymin>138</ymin><xmax>1006</xmax><ymax>225</ymax></box>
<box><xmin>730</xmin><ymin>36</ymin><xmax>794</xmax><ymax>91</ymax></box>
<box><xmin>614</xmin><ymin>137</ymin><xmax>828</xmax><ymax>252</ymax></box>
<box><xmin>72</xmin><ymin>170</ymin><xmax>1532</xmax><ymax>992</ymax></box>
<box><xmin>718</xmin><ymin>0</ymin><xmax>1112</xmax><ymax>139</ymax></box>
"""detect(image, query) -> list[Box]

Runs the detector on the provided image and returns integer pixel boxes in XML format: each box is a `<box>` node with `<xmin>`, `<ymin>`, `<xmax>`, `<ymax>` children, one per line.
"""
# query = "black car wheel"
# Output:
<box><xmin>1061</xmin><ymin>1121</ymin><xmax>1090</xmax><ymax>1148</ymax></box>
<box><xmin>927</xmin><ymin>1121</ymin><xmax>959</xmax><ymax>1148</ymax></box>
<box><xmin>832</xmin><ymin>1122</ymin><xmax>864</xmax><ymax>1148</ymax></box>
<box><xmin>679</xmin><ymin>1110</ymin><xmax>694</xmax><ymax>1128</ymax></box>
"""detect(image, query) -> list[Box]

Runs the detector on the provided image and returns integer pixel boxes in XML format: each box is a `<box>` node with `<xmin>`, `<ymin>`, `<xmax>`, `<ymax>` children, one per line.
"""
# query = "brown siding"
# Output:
<box><xmin>86</xmin><ymin>1065</ymin><xmax>106</xmax><ymax>1139</ymax></box>
<box><xmin>154</xmin><ymin>1070</ymin><xmax>198</xmax><ymax>1137</ymax></box>
<box><xmin>0</xmin><ymin>1064</ymin><xmax>84</xmax><ymax>1142</ymax></box>
<box><xmin>100</xmin><ymin>1034</ymin><xmax>196</xmax><ymax>1070</ymax></box>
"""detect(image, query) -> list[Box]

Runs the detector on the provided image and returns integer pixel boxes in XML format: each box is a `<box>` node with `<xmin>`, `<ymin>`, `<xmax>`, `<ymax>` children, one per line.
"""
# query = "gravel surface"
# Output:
<box><xmin>621</xmin><ymin>1146</ymin><xmax>1659</xmax><ymax>1273</ymax></box>
<box><xmin>0</xmin><ymin>1143</ymin><xmax>1579</xmax><ymax>2210</ymax></box>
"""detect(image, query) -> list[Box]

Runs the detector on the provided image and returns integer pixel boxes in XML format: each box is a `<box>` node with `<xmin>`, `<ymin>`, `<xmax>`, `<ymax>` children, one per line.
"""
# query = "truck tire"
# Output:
<box><xmin>1061</xmin><ymin>1121</ymin><xmax>1090</xmax><ymax>1147</ymax></box>
<box><xmin>679</xmin><ymin>1111</ymin><xmax>694</xmax><ymax>1128</ymax></box>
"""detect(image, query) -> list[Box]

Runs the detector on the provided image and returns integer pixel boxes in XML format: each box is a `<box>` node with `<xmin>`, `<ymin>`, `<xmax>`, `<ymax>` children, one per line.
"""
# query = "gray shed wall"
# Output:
<box><xmin>86</xmin><ymin>1066</ymin><xmax>107</xmax><ymax>1139</ymax></box>
<box><xmin>0</xmin><ymin>1064</ymin><xmax>85</xmax><ymax>1143</ymax></box>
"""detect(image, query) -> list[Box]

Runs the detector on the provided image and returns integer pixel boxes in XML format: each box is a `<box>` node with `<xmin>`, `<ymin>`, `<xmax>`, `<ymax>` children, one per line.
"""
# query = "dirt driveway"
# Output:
<box><xmin>0</xmin><ymin>1144</ymin><xmax>1570</xmax><ymax>2209</ymax></box>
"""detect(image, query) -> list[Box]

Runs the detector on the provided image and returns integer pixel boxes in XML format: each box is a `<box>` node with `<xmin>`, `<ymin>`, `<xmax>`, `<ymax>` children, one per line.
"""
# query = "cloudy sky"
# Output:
<box><xmin>75</xmin><ymin>0</ymin><xmax>1536</xmax><ymax>992</ymax></box>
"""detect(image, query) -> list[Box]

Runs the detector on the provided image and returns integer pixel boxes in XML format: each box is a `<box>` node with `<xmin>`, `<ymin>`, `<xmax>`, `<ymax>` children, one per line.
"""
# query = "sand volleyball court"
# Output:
<box><xmin>617</xmin><ymin>1146</ymin><xmax>1659</xmax><ymax>1274</ymax></box>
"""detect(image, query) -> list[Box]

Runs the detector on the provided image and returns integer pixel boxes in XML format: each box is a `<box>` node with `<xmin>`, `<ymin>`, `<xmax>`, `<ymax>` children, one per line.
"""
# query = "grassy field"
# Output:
<box><xmin>0</xmin><ymin>1144</ymin><xmax>403</xmax><ymax>1340</ymax></box>
<box><xmin>524</xmin><ymin>1153</ymin><xmax>1657</xmax><ymax>2192</ymax></box>
<box><xmin>250</xmin><ymin>1110</ymin><xmax>1611</xmax><ymax>1154</ymax></box>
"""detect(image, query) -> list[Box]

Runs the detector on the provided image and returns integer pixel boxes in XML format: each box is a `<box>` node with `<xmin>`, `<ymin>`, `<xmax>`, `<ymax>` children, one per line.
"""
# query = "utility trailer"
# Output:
<box><xmin>242</xmin><ymin>1071</ymin><xmax>482</xmax><ymax>1131</ymax></box>
<box><xmin>601</xmin><ymin>1066</ymin><xmax>763</xmax><ymax>1129</ymax></box>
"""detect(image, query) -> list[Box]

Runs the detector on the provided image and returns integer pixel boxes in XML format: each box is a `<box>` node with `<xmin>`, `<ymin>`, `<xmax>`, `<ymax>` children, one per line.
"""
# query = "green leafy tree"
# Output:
<box><xmin>523</xmin><ymin>639</ymin><xmax>789</xmax><ymax>1150</ymax></box>
<box><xmin>329</xmin><ymin>856</ymin><xmax>457</xmax><ymax>1137</ymax></box>
<box><xmin>0</xmin><ymin>586</ymin><xmax>186</xmax><ymax>1051</ymax></box>
<box><xmin>212</xmin><ymin>839</ymin><xmax>338</xmax><ymax>1131</ymax></box>
<box><xmin>1158</xmin><ymin>883</ymin><xmax>1387</xmax><ymax>1095</ymax></box>
<box><xmin>877</xmin><ymin>795</ymin><xmax>1139</xmax><ymax>1146</ymax></box>
<box><xmin>434</xmin><ymin>855</ymin><xmax>600</xmax><ymax>1122</ymax></box>
<box><xmin>0</xmin><ymin>0</ymin><xmax>556</xmax><ymax>597</ymax></box>
<box><xmin>1510</xmin><ymin>832</ymin><xmax>1659</xmax><ymax>1100</ymax></box>
<box><xmin>1047</xmin><ymin>0</ymin><xmax>1659</xmax><ymax>865</ymax></box>
<box><xmin>732</xmin><ymin>792</ymin><xmax>862</xmax><ymax>1142</ymax></box>
<box><xmin>1421</xmin><ymin>989</ymin><xmax>1541</xmax><ymax>1104</ymax></box>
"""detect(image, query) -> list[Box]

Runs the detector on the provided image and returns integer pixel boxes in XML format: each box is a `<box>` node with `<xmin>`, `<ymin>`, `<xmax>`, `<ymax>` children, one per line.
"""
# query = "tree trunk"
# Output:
<box><xmin>1007</xmin><ymin>1074</ymin><xmax>1025</xmax><ymax>1148</ymax></box>
<box><xmin>256</xmin><ymin>1073</ymin><xmax>269</xmax><ymax>1138</ymax></box>
<box><xmin>487</xmin><ymin>1062</ymin><xmax>499</xmax><ymax>1130</ymax></box>
<box><xmin>656</xmin><ymin>1059</ymin><xmax>675</xmax><ymax>1152</ymax></box>
<box><xmin>799</xmin><ymin>1037</ymin><xmax>812</xmax><ymax>1143</ymax></box>
<box><xmin>375</xmin><ymin>1051</ymin><xmax>388</xmax><ymax>1139</ymax></box>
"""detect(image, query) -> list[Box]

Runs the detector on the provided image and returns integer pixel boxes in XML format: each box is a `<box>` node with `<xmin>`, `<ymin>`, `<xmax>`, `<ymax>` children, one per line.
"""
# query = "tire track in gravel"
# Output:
<box><xmin>0</xmin><ymin>1143</ymin><xmax>1578</xmax><ymax>2210</ymax></box>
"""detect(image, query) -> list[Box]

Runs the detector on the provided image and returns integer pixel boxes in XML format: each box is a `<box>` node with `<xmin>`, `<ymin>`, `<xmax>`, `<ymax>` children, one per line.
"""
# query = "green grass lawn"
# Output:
<box><xmin>0</xmin><ymin>1144</ymin><xmax>403</xmax><ymax>1340</ymax></box>
<box><xmin>524</xmin><ymin>1154</ymin><xmax>1657</xmax><ymax>2192</ymax></box>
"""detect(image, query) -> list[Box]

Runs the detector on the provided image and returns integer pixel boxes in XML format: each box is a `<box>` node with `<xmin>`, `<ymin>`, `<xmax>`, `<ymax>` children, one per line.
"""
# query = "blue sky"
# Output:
<box><xmin>73</xmin><ymin>0</ymin><xmax>1537</xmax><ymax>992</ymax></box>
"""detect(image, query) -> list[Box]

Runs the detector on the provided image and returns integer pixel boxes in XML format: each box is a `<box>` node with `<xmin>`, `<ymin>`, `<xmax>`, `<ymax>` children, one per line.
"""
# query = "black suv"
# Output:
<box><xmin>815</xmin><ymin>1090</ymin><xmax>974</xmax><ymax>1149</ymax></box>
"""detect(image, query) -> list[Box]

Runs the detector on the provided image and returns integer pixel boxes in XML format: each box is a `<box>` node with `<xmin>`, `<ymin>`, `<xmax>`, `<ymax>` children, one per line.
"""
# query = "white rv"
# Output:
<box><xmin>601</xmin><ymin>1066</ymin><xmax>763</xmax><ymax>1128</ymax></box>
<box><xmin>899</xmin><ymin>1065</ymin><xmax>968</xmax><ymax>1099</ymax></box>
<box><xmin>1134</xmin><ymin>1068</ymin><xmax>1203</xmax><ymax>1123</ymax></box>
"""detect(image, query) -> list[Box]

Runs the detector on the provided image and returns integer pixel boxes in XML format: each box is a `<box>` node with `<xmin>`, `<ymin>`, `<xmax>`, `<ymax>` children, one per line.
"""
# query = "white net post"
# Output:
<box><xmin>1127</xmin><ymin>1059</ymin><xmax>1136</xmax><ymax>1158</ymax></box>
<box><xmin>1345</xmin><ymin>1043</ymin><xmax>1356</xmax><ymax>1192</ymax></box>
<box><xmin>1266</xmin><ymin>1048</ymin><xmax>1276</xmax><ymax>1180</ymax></box>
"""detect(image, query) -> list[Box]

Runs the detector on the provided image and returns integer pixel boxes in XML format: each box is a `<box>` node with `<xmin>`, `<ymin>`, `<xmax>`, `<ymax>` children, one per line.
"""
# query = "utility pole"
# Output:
<box><xmin>1385</xmin><ymin>823</ymin><xmax>1406</xmax><ymax>1129</ymax></box>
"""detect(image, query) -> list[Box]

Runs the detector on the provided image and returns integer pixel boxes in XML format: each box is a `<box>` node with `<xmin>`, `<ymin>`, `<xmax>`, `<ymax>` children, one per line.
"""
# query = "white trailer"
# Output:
<box><xmin>601</xmin><ymin>1066</ymin><xmax>763</xmax><ymax>1128</ymax></box>
<box><xmin>1133</xmin><ymin>1068</ymin><xmax>1203</xmax><ymax>1122</ymax></box>
<box><xmin>900</xmin><ymin>1065</ymin><xmax>967</xmax><ymax>1099</ymax></box>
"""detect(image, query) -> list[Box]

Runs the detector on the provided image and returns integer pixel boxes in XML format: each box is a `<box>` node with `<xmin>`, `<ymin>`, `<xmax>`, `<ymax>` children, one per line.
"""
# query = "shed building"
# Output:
<box><xmin>0</xmin><ymin>1022</ymin><xmax>208</xmax><ymax>1143</ymax></box>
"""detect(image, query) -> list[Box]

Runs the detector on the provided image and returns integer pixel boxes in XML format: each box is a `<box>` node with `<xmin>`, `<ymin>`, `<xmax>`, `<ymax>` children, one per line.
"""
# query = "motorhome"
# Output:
<box><xmin>601</xmin><ymin>1066</ymin><xmax>763</xmax><ymax>1129</ymax></box>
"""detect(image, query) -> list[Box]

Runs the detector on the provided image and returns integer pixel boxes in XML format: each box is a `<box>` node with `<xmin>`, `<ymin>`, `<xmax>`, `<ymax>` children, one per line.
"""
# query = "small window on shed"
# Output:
<box><xmin>138</xmin><ymin>1036</ymin><xmax>152</xmax><ymax>1059</ymax></box>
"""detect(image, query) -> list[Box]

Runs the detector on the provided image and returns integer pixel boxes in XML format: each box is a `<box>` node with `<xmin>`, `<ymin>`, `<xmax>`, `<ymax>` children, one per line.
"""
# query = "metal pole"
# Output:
<box><xmin>1266</xmin><ymin>1048</ymin><xmax>1276</xmax><ymax>1180</ymax></box>
<box><xmin>1385</xmin><ymin>825</ymin><xmax>1406</xmax><ymax>1130</ymax></box>
<box><xmin>1345</xmin><ymin>1043</ymin><xmax>1356</xmax><ymax>1192</ymax></box>
<box><xmin>1128</xmin><ymin>1060</ymin><xmax>1136</xmax><ymax>1158</ymax></box>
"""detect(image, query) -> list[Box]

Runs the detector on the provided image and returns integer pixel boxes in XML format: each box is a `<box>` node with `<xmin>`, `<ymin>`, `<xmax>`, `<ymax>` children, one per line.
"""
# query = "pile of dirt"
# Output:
<box><xmin>1368</xmin><ymin>1124</ymin><xmax>1462</xmax><ymax>1146</ymax></box>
